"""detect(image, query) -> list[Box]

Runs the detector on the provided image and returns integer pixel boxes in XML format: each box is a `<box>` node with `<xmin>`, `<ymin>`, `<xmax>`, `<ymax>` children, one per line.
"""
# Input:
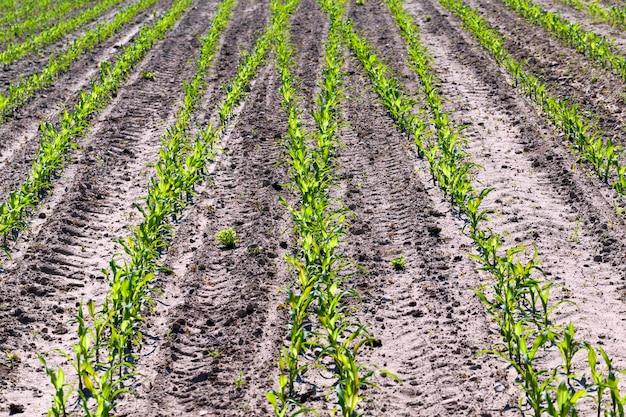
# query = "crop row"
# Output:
<box><xmin>0</xmin><ymin>0</ymin><xmax>123</xmax><ymax>65</ymax></box>
<box><xmin>354</xmin><ymin>0</ymin><xmax>626</xmax><ymax>414</ymax></box>
<box><xmin>0</xmin><ymin>0</ymin><xmax>95</xmax><ymax>46</ymax></box>
<box><xmin>38</xmin><ymin>0</ymin><xmax>248</xmax><ymax>414</ymax></box>
<box><xmin>0</xmin><ymin>0</ymin><xmax>173</xmax><ymax>256</ymax></box>
<box><xmin>0</xmin><ymin>0</ymin><xmax>158</xmax><ymax>121</ymax></box>
<box><xmin>555</xmin><ymin>0</ymin><xmax>626</xmax><ymax>29</ymax></box>
<box><xmin>496</xmin><ymin>0</ymin><xmax>626</xmax><ymax>83</ymax></box>
<box><xmin>267</xmin><ymin>0</ymin><xmax>377</xmax><ymax>415</ymax></box>
<box><xmin>440</xmin><ymin>0</ymin><xmax>626</xmax><ymax>203</ymax></box>
<box><xmin>0</xmin><ymin>0</ymin><xmax>59</xmax><ymax>28</ymax></box>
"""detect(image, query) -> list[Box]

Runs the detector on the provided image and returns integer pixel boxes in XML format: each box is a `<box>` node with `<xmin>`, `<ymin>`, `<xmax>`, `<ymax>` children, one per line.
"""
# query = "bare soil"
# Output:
<box><xmin>1</xmin><ymin>0</ymin><xmax>626</xmax><ymax>415</ymax></box>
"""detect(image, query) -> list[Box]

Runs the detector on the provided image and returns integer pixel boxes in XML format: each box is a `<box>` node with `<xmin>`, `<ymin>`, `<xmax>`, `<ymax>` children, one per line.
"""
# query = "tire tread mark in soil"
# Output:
<box><xmin>117</xmin><ymin>65</ymin><xmax>293</xmax><ymax>417</ymax></box>
<box><xmin>289</xmin><ymin>0</ymin><xmax>327</xmax><ymax>115</ymax></box>
<box><xmin>0</xmin><ymin>0</ymin><xmax>174</xmax><ymax>203</ymax></box>
<box><xmin>463</xmin><ymin>0</ymin><xmax>626</xmax><ymax>157</ymax></box>
<box><xmin>0</xmin><ymin>1</ymin><xmax>229</xmax><ymax>414</ymax></box>
<box><xmin>323</xmin><ymin>4</ymin><xmax>519</xmax><ymax>415</ymax></box>
<box><xmin>185</xmin><ymin>0</ymin><xmax>270</xmax><ymax>135</ymax></box>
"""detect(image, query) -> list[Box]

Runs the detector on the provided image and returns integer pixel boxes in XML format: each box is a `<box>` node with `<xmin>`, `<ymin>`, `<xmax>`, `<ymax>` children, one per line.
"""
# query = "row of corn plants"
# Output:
<box><xmin>555</xmin><ymin>0</ymin><xmax>626</xmax><ymax>29</ymax></box>
<box><xmin>494</xmin><ymin>0</ymin><xmax>626</xmax><ymax>82</ymax></box>
<box><xmin>0</xmin><ymin>0</ymin><xmax>158</xmax><ymax>120</ymax></box>
<box><xmin>354</xmin><ymin>0</ymin><xmax>626</xmax><ymax>414</ymax></box>
<box><xmin>0</xmin><ymin>0</ymin><xmax>58</xmax><ymax>27</ymax></box>
<box><xmin>439</xmin><ymin>0</ymin><xmax>626</xmax><ymax>201</ymax></box>
<box><xmin>0</xmin><ymin>0</ymin><xmax>95</xmax><ymax>46</ymax></box>
<box><xmin>267</xmin><ymin>0</ymin><xmax>376</xmax><ymax>416</ymax></box>
<box><xmin>0</xmin><ymin>0</ymin><xmax>188</xmax><ymax>256</ymax></box>
<box><xmin>38</xmin><ymin>0</ymin><xmax>247</xmax><ymax>414</ymax></box>
<box><xmin>0</xmin><ymin>0</ymin><xmax>123</xmax><ymax>65</ymax></box>
<box><xmin>266</xmin><ymin>1</ymin><xmax>313</xmax><ymax>414</ymax></box>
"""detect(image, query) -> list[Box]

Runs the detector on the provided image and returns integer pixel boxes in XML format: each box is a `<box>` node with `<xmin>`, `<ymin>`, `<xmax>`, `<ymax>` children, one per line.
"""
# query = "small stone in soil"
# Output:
<box><xmin>494</xmin><ymin>383</ymin><xmax>506</xmax><ymax>392</ymax></box>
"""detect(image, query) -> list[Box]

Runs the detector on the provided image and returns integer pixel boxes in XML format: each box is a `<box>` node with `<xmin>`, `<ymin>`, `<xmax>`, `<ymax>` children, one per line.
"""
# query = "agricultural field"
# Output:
<box><xmin>1</xmin><ymin>0</ymin><xmax>626</xmax><ymax>415</ymax></box>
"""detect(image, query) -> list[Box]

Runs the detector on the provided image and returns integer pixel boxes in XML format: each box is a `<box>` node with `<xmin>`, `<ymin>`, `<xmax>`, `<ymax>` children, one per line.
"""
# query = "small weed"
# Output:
<box><xmin>568</xmin><ymin>217</ymin><xmax>582</xmax><ymax>243</ymax></box>
<box><xmin>4</xmin><ymin>350</ymin><xmax>20</xmax><ymax>368</ymax></box>
<box><xmin>390</xmin><ymin>256</ymin><xmax>406</xmax><ymax>271</ymax></box>
<box><xmin>140</xmin><ymin>71</ymin><xmax>156</xmax><ymax>81</ymax></box>
<box><xmin>234</xmin><ymin>370</ymin><xmax>246</xmax><ymax>389</ymax></box>
<box><xmin>215</xmin><ymin>228</ymin><xmax>238</xmax><ymax>248</ymax></box>
<box><xmin>207</xmin><ymin>348</ymin><xmax>223</xmax><ymax>357</ymax></box>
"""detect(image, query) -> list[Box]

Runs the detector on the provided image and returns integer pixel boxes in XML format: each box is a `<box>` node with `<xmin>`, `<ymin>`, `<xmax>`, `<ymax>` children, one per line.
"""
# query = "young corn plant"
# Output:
<box><xmin>0</xmin><ymin>0</ymin><xmax>193</xmax><ymax>256</ymax></box>
<box><xmin>42</xmin><ymin>0</ymin><xmax>240</xmax><ymax>414</ymax></box>
<box><xmin>0</xmin><ymin>0</ymin><xmax>125</xmax><ymax>65</ymax></box>
<box><xmin>0</xmin><ymin>0</ymin><xmax>159</xmax><ymax>121</ymax></box>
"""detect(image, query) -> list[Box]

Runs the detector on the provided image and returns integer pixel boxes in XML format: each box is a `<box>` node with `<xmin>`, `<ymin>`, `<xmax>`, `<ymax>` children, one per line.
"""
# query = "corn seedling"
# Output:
<box><xmin>435</xmin><ymin>0</ymin><xmax>626</xmax><ymax>209</ymax></box>
<box><xmin>555</xmin><ymin>0</ymin><xmax>626</xmax><ymax>29</ymax></box>
<box><xmin>0</xmin><ymin>0</ymin><xmax>125</xmax><ymax>65</ymax></box>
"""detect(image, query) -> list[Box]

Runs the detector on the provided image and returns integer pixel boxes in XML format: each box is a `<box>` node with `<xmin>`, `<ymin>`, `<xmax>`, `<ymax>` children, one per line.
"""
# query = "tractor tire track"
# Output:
<box><xmin>324</xmin><ymin>23</ymin><xmax>518</xmax><ymax>415</ymax></box>
<box><xmin>349</xmin><ymin>0</ymin><xmax>626</xmax><ymax>406</ymax></box>
<box><xmin>0</xmin><ymin>0</ymin><xmax>228</xmax><ymax>414</ymax></box>
<box><xmin>116</xmin><ymin>64</ymin><xmax>293</xmax><ymax>416</ymax></box>
<box><xmin>0</xmin><ymin>0</ymin><xmax>172</xmax><ymax>203</ymax></box>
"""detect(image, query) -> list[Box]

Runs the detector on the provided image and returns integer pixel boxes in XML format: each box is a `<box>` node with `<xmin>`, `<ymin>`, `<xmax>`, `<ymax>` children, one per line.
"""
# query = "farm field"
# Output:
<box><xmin>1</xmin><ymin>0</ymin><xmax>626</xmax><ymax>415</ymax></box>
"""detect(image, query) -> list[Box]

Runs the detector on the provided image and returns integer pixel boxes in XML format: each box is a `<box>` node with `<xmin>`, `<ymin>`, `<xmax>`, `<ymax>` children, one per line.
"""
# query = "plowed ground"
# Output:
<box><xmin>1</xmin><ymin>0</ymin><xmax>626</xmax><ymax>416</ymax></box>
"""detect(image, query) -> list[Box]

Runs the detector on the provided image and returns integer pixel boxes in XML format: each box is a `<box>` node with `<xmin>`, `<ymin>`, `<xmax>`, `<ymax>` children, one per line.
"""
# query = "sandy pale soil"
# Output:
<box><xmin>1</xmin><ymin>0</ymin><xmax>626</xmax><ymax>415</ymax></box>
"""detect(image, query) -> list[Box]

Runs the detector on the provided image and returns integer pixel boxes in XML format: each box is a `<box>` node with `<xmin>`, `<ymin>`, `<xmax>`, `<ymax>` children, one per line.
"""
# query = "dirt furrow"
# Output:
<box><xmin>346</xmin><ymin>0</ymin><xmax>626</xmax><ymax>410</ymax></box>
<box><xmin>289</xmin><ymin>0</ymin><xmax>327</xmax><ymax>112</ymax></box>
<box><xmin>410</xmin><ymin>0</ymin><xmax>626</xmax><ymax>377</ymax></box>
<box><xmin>0</xmin><ymin>0</ymin><xmax>227</xmax><ymax>414</ymax></box>
<box><xmin>334</xmin><ymin>65</ymin><xmax>516</xmax><ymax>416</ymax></box>
<box><xmin>0</xmin><ymin>0</ymin><xmax>172</xmax><ymax>203</ymax></box>
<box><xmin>116</xmin><ymin>60</ymin><xmax>293</xmax><ymax>416</ymax></box>
<box><xmin>462</xmin><ymin>0</ymin><xmax>626</xmax><ymax>155</ymax></box>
